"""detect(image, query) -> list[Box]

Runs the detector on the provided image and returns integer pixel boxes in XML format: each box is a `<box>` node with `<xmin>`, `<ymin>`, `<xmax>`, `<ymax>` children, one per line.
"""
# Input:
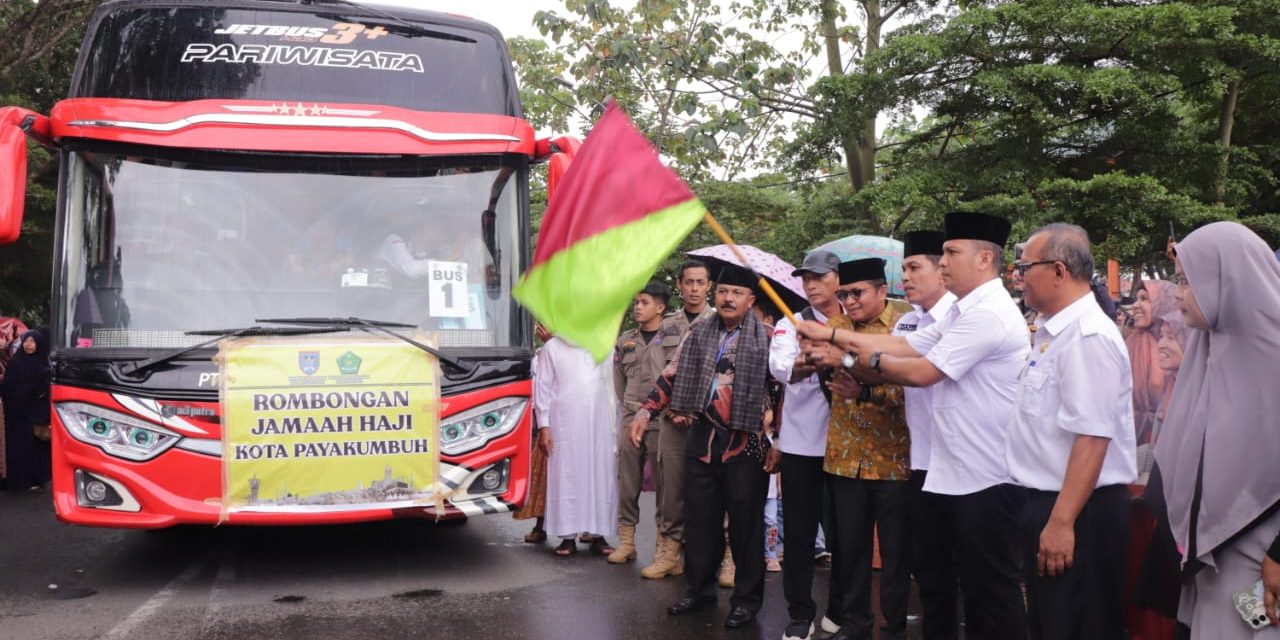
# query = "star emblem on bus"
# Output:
<box><xmin>269</xmin><ymin>102</ymin><xmax>330</xmax><ymax>116</ymax></box>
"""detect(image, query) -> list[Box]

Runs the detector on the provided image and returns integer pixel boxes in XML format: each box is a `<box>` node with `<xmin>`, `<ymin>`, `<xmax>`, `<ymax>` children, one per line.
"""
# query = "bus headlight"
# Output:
<box><xmin>56</xmin><ymin>402</ymin><xmax>180</xmax><ymax>462</ymax></box>
<box><xmin>439</xmin><ymin>397</ymin><xmax>526</xmax><ymax>456</ymax></box>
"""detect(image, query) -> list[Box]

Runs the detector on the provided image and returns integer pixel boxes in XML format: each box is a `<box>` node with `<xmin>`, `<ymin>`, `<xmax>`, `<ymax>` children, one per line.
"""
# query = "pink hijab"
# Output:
<box><xmin>1155</xmin><ymin>221</ymin><xmax>1280</xmax><ymax>565</ymax></box>
<box><xmin>1125</xmin><ymin>279</ymin><xmax>1177</xmax><ymax>445</ymax></box>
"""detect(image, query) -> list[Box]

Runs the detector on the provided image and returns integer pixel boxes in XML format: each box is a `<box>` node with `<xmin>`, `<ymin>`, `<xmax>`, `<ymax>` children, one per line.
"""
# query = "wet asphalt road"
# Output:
<box><xmin>0</xmin><ymin>488</ymin><xmax>920</xmax><ymax>640</ymax></box>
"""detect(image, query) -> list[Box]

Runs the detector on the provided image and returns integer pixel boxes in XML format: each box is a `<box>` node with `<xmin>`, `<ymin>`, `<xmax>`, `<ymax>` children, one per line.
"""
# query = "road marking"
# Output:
<box><xmin>99</xmin><ymin>556</ymin><xmax>208</xmax><ymax>640</ymax></box>
<box><xmin>200</xmin><ymin>550</ymin><xmax>237</xmax><ymax>633</ymax></box>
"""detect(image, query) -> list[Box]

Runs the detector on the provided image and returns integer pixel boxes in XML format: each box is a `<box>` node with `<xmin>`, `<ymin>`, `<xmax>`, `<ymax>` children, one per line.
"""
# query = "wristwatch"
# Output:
<box><xmin>841</xmin><ymin>352</ymin><xmax>857</xmax><ymax>369</ymax></box>
<box><xmin>869</xmin><ymin>351</ymin><xmax>883</xmax><ymax>372</ymax></box>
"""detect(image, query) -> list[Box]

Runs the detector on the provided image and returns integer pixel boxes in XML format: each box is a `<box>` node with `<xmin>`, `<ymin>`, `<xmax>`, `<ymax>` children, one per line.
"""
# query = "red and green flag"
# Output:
<box><xmin>514</xmin><ymin>102</ymin><xmax>705</xmax><ymax>361</ymax></box>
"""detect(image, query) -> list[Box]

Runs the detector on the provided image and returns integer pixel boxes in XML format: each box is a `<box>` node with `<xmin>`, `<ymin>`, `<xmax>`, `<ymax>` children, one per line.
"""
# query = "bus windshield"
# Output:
<box><xmin>75</xmin><ymin>5</ymin><xmax>517</xmax><ymax>115</ymax></box>
<box><xmin>56</xmin><ymin>149</ymin><xmax>526</xmax><ymax>351</ymax></box>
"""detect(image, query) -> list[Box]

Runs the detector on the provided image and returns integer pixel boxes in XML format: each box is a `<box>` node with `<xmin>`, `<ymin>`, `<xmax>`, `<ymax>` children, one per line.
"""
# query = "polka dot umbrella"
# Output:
<box><xmin>809</xmin><ymin>234</ymin><xmax>906</xmax><ymax>298</ymax></box>
<box><xmin>687</xmin><ymin>244</ymin><xmax>808</xmax><ymax>315</ymax></box>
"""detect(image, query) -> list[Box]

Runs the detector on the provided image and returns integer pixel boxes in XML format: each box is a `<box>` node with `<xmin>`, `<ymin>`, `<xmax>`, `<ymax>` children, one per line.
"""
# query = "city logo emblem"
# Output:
<box><xmin>298</xmin><ymin>350</ymin><xmax>321</xmax><ymax>375</ymax></box>
<box><xmin>337</xmin><ymin>351</ymin><xmax>362</xmax><ymax>375</ymax></box>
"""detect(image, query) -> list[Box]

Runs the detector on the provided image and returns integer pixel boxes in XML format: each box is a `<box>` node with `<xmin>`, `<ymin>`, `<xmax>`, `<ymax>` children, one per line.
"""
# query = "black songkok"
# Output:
<box><xmin>838</xmin><ymin>258</ymin><xmax>886</xmax><ymax>285</ymax></box>
<box><xmin>715</xmin><ymin>263</ymin><xmax>757</xmax><ymax>290</ymax></box>
<box><xmin>903</xmin><ymin>230</ymin><xmax>945</xmax><ymax>258</ymax></box>
<box><xmin>943</xmin><ymin>211</ymin><xmax>1012</xmax><ymax>248</ymax></box>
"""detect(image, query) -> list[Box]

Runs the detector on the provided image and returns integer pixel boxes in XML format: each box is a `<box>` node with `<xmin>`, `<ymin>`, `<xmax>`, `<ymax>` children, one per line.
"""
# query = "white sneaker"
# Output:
<box><xmin>820</xmin><ymin>616</ymin><xmax>841</xmax><ymax>634</ymax></box>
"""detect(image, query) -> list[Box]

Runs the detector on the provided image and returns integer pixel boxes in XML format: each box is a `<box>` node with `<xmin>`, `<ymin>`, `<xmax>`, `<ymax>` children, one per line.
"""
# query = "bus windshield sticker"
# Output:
<box><xmin>182</xmin><ymin>43</ymin><xmax>425</xmax><ymax>73</ymax></box>
<box><xmin>427</xmin><ymin>261</ymin><xmax>470</xmax><ymax>318</ymax></box>
<box><xmin>184</xmin><ymin>21</ymin><xmax>426</xmax><ymax>74</ymax></box>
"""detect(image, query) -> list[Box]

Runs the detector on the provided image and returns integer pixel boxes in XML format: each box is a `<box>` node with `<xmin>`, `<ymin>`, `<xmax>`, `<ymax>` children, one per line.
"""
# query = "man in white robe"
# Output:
<box><xmin>534</xmin><ymin>335</ymin><xmax>619</xmax><ymax>556</ymax></box>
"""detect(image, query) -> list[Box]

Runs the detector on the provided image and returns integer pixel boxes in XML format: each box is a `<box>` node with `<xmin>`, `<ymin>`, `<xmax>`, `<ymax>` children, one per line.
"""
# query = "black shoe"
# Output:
<box><xmin>667</xmin><ymin>595</ymin><xmax>715</xmax><ymax>616</ymax></box>
<box><xmin>826</xmin><ymin>629</ymin><xmax>863</xmax><ymax>640</ymax></box>
<box><xmin>782</xmin><ymin>618</ymin><xmax>814</xmax><ymax>640</ymax></box>
<box><xmin>724</xmin><ymin>606</ymin><xmax>756</xmax><ymax>629</ymax></box>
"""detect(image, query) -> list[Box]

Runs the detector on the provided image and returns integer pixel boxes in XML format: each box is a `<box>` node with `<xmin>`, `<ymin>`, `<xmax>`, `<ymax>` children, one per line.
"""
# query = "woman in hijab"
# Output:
<box><xmin>1154</xmin><ymin>222</ymin><xmax>1280</xmax><ymax>636</ymax></box>
<box><xmin>1126</xmin><ymin>279</ymin><xmax>1179</xmax><ymax>448</ymax></box>
<box><xmin>2</xmin><ymin>330</ymin><xmax>51</xmax><ymax>490</ymax></box>
<box><xmin>1126</xmin><ymin>306</ymin><xmax>1190</xmax><ymax>640</ymax></box>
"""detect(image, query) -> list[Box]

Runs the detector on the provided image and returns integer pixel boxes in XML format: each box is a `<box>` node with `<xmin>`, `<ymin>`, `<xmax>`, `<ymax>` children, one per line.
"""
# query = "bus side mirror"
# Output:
<box><xmin>535</xmin><ymin>135</ymin><xmax>581</xmax><ymax>204</ymax></box>
<box><xmin>0</xmin><ymin>107</ymin><xmax>52</xmax><ymax>245</ymax></box>
<box><xmin>0</xmin><ymin>118</ymin><xmax>28</xmax><ymax>244</ymax></box>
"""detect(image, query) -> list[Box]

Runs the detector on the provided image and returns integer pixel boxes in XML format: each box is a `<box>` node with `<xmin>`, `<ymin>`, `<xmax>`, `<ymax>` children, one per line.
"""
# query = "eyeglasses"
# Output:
<box><xmin>835</xmin><ymin>288</ymin><xmax>867</xmax><ymax>301</ymax></box>
<box><xmin>1012</xmin><ymin>260</ymin><xmax>1059</xmax><ymax>276</ymax></box>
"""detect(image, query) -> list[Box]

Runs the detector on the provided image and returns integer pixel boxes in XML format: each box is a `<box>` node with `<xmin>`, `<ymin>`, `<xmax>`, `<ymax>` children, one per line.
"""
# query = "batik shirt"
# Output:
<box><xmin>824</xmin><ymin>305</ymin><xmax>910</xmax><ymax>480</ymax></box>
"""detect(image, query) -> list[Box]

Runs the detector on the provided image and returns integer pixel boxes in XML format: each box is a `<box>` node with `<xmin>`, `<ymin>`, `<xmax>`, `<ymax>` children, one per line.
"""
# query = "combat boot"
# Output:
<box><xmin>641</xmin><ymin>535</ymin><xmax>684</xmax><ymax>578</ymax></box>
<box><xmin>607</xmin><ymin>523</ymin><xmax>637</xmax><ymax>563</ymax></box>
<box><xmin>718</xmin><ymin>545</ymin><xmax>735</xmax><ymax>588</ymax></box>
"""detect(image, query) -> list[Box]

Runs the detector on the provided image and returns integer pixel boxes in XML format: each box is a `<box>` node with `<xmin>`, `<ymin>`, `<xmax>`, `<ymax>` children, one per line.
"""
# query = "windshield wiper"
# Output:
<box><xmin>256</xmin><ymin>317</ymin><xmax>472</xmax><ymax>373</ymax></box>
<box><xmin>120</xmin><ymin>325</ymin><xmax>350</xmax><ymax>377</ymax></box>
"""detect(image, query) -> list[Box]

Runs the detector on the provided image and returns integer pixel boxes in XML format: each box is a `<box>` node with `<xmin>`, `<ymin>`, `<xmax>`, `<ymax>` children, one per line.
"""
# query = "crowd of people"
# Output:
<box><xmin>516</xmin><ymin>213</ymin><xmax>1280</xmax><ymax>640</ymax></box>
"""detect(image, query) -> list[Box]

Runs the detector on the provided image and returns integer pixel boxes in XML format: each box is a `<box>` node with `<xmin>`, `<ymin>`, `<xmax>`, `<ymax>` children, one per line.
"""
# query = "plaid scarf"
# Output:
<box><xmin>670</xmin><ymin>310</ymin><xmax>771</xmax><ymax>433</ymax></box>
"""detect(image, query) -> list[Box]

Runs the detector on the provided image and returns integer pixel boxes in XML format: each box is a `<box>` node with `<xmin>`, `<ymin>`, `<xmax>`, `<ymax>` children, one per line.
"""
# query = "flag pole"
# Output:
<box><xmin>701</xmin><ymin>211</ymin><xmax>800</xmax><ymax>326</ymax></box>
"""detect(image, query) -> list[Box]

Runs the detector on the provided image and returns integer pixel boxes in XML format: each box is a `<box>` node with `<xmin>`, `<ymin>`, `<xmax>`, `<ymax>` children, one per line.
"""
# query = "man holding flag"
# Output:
<box><xmin>632</xmin><ymin>262</ymin><xmax>776</xmax><ymax>629</ymax></box>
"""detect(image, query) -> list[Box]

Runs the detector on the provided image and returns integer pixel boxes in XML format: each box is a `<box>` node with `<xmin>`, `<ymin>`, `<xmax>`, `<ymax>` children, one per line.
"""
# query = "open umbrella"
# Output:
<box><xmin>687</xmin><ymin>244</ymin><xmax>807</xmax><ymax>314</ymax></box>
<box><xmin>809</xmin><ymin>234</ymin><xmax>905</xmax><ymax>297</ymax></box>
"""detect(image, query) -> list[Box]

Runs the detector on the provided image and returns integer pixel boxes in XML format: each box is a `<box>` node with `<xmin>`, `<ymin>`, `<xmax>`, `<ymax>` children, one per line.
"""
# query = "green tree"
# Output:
<box><xmin>807</xmin><ymin>0</ymin><xmax>1280</xmax><ymax>269</ymax></box>
<box><xmin>514</xmin><ymin>1</ymin><xmax>1280</xmax><ymax>284</ymax></box>
<box><xmin>0</xmin><ymin>0</ymin><xmax>95</xmax><ymax>324</ymax></box>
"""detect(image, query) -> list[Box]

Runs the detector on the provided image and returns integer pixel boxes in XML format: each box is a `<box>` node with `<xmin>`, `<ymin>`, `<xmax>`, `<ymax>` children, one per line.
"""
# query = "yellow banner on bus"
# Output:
<box><xmin>218</xmin><ymin>334</ymin><xmax>440</xmax><ymax>513</ymax></box>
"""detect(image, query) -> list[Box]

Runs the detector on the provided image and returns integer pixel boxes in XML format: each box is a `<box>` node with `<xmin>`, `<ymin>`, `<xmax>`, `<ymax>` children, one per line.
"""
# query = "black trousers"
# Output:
<box><xmin>1021</xmin><ymin>484</ymin><xmax>1130</xmax><ymax>640</ymax></box>
<box><xmin>780</xmin><ymin>453</ymin><xmax>828</xmax><ymax>622</ymax></box>
<box><xmin>915</xmin><ymin>482</ymin><xmax>1029</xmax><ymax>640</ymax></box>
<box><xmin>827</xmin><ymin>473</ymin><xmax>912</xmax><ymax>639</ymax></box>
<box><xmin>910</xmin><ymin>470</ymin><xmax>961</xmax><ymax>640</ymax></box>
<box><xmin>683</xmin><ymin>455</ymin><xmax>769</xmax><ymax>612</ymax></box>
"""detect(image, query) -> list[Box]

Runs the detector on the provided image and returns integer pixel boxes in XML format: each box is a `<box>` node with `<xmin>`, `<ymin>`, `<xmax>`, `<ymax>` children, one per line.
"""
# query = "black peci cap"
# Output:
<box><xmin>903</xmin><ymin>230</ymin><xmax>945</xmax><ymax>258</ymax></box>
<box><xmin>943</xmin><ymin>211</ymin><xmax>1012</xmax><ymax>247</ymax></box>
<box><xmin>838</xmin><ymin>258</ymin><xmax>887</xmax><ymax>285</ymax></box>
<box><xmin>715</xmin><ymin>263</ymin><xmax>758</xmax><ymax>290</ymax></box>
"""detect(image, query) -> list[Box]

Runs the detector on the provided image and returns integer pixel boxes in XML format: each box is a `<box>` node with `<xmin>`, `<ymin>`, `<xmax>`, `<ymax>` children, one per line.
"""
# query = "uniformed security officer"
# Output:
<box><xmin>614</xmin><ymin>268</ymin><xmax>714</xmax><ymax>579</ymax></box>
<box><xmin>647</xmin><ymin>260</ymin><xmax>717</xmax><ymax>578</ymax></box>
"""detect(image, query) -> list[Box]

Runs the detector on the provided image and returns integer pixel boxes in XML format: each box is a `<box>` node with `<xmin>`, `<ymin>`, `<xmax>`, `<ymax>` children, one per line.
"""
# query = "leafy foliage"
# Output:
<box><xmin>0</xmin><ymin>0</ymin><xmax>95</xmax><ymax>325</ymax></box>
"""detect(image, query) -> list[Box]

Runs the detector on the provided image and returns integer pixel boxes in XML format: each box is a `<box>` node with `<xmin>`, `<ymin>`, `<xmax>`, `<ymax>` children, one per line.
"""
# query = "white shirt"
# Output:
<box><xmin>768</xmin><ymin>308</ymin><xmax>831</xmax><ymax>457</ymax></box>
<box><xmin>377</xmin><ymin>233</ymin><xmax>489</xmax><ymax>280</ymax></box>
<box><xmin>1006</xmin><ymin>292</ymin><xmax>1137</xmax><ymax>491</ymax></box>
<box><xmin>892</xmin><ymin>291</ymin><xmax>957</xmax><ymax>471</ymax></box>
<box><xmin>906</xmin><ymin>277</ymin><xmax>1030</xmax><ymax>495</ymax></box>
<box><xmin>378</xmin><ymin>234</ymin><xmax>431</xmax><ymax>279</ymax></box>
